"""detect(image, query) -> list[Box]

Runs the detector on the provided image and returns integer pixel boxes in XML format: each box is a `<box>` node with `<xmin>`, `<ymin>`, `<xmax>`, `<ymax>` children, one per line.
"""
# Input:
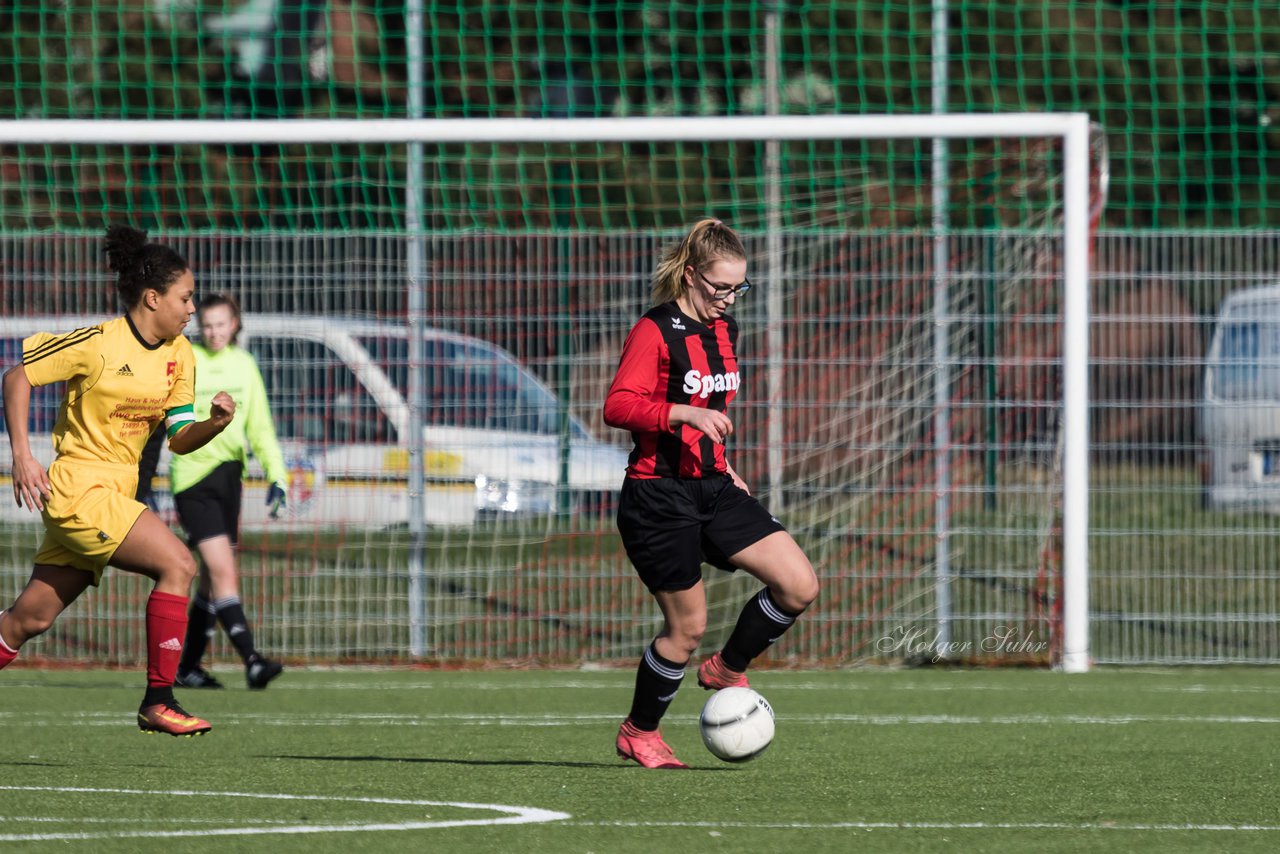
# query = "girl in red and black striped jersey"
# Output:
<box><xmin>604</xmin><ymin>218</ymin><xmax>819</xmax><ymax>769</ymax></box>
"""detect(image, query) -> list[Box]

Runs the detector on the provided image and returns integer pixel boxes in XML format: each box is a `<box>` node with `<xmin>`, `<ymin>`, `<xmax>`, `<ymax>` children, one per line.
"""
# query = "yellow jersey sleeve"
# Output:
<box><xmin>21</xmin><ymin>326</ymin><xmax>105</xmax><ymax>388</ymax></box>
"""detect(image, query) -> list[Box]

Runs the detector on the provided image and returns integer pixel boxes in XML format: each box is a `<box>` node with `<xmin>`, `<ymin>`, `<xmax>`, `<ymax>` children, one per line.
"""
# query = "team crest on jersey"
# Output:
<box><xmin>166</xmin><ymin>361</ymin><xmax>176</xmax><ymax>377</ymax></box>
<box><xmin>683</xmin><ymin>368</ymin><xmax>741</xmax><ymax>399</ymax></box>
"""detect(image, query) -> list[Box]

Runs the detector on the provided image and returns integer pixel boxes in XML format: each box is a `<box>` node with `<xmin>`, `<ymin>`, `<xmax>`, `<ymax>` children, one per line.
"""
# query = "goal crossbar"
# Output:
<box><xmin>0</xmin><ymin>113</ymin><xmax>1091</xmax><ymax>145</ymax></box>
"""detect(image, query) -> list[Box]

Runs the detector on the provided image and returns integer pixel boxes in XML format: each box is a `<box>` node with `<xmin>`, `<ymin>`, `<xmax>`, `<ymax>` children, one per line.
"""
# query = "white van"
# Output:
<box><xmin>1201</xmin><ymin>285</ymin><xmax>1280</xmax><ymax>511</ymax></box>
<box><xmin>0</xmin><ymin>315</ymin><xmax>629</xmax><ymax>529</ymax></box>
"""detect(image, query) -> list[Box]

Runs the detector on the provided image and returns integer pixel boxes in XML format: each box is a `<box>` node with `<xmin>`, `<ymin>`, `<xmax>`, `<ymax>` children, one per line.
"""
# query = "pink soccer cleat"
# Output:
<box><xmin>697</xmin><ymin>651</ymin><xmax>749</xmax><ymax>691</ymax></box>
<box><xmin>616</xmin><ymin>719</ymin><xmax>689</xmax><ymax>769</ymax></box>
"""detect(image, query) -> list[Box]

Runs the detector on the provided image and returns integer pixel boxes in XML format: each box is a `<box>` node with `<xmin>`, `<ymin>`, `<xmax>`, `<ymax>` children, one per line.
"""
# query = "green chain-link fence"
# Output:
<box><xmin>6</xmin><ymin>4</ymin><xmax>1280</xmax><ymax>667</ymax></box>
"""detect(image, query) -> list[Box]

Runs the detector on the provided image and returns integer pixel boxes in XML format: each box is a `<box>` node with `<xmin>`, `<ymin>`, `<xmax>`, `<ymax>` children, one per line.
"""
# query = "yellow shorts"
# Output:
<box><xmin>34</xmin><ymin>457</ymin><xmax>146</xmax><ymax>586</ymax></box>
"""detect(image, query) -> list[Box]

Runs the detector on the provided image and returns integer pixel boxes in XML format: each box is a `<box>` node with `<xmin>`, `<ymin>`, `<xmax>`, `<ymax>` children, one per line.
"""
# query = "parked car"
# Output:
<box><xmin>0</xmin><ymin>315</ymin><xmax>629</xmax><ymax>529</ymax></box>
<box><xmin>1201</xmin><ymin>285</ymin><xmax>1280</xmax><ymax>511</ymax></box>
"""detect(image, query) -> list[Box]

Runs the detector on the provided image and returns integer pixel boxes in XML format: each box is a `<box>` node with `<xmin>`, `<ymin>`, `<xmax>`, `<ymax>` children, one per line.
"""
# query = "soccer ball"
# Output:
<box><xmin>699</xmin><ymin>687</ymin><xmax>775</xmax><ymax>762</ymax></box>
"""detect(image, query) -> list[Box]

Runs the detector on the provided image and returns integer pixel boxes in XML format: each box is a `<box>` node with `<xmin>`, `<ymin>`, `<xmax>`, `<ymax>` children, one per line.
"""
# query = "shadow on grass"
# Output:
<box><xmin>2</xmin><ymin>679</ymin><xmax>136</xmax><ymax>691</ymax></box>
<box><xmin>265</xmin><ymin>753</ymin><xmax>731</xmax><ymax>772</ymax></box>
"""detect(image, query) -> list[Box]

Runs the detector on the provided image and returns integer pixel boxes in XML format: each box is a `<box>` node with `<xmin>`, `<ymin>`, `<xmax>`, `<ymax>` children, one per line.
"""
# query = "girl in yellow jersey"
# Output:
<box><xmin>0</xmin><ymin>224</ymin><xmax>237</xmax><ymax>737</ymax></box>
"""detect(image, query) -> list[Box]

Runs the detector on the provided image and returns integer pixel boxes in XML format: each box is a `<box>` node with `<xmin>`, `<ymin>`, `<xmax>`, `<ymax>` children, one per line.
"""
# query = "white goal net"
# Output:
<box><xmin>0</xmin><ymin>114</ymin><xmax>1095</xmax><ymax>671</ymax></box>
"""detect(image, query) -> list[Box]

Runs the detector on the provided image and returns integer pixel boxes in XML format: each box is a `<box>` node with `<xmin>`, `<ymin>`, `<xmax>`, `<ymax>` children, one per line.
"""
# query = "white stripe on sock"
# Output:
<box><xmin>642</xmin><ymin>646</ymin><xmax>687</xmax><ymax>681</ymax></box>
<box><xmin>757</xmin><ymin>591</ymin><xmax>796</xmax><ymax>626</ymax></box>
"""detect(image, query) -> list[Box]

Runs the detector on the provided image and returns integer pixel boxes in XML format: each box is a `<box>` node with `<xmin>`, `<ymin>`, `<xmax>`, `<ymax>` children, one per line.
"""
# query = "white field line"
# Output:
<box><xmin>2</xmin><ymin>788</ymin><xmax>1274</xmax><ymax>839</ymax></box>
<box><xmin>9</xmin><ymin>676</ymin><xmax>1280</xmax><ymax>695</ymax></box>
<box><xmin>294</xmin><ymin>683</ymin><xmax>1280</xmax><ymax>698</ymax></box>
<box><xmin>569</xmin><ymin>820</ymin><xmax>1280</xmax><ymax>832</ymax></box>
<box><xmin>2</xmin><ymin>711</ymin><xmax>1279</xmax><ymax>727</ymax></box>
<box><xmin>0</xmin><ymin>786</ymin><xmax>569</xmax><ymax>842</ymax></box>
<box><xmin>1</xmin><ymin>816</ymin><xmax>295</xmax><ymax>825</ymax></box>
<box><xmin>249</xmin><ymin>680</ymin><xmax>1280</xmax><ymax>694</ymax></box>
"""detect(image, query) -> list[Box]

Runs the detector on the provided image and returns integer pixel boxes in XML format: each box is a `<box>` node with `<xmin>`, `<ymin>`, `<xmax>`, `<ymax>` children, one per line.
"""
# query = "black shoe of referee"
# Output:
<box><xmin>246</xmin><ymin>657</ymin><xmax>284</xmax><ymax>690</ymax></box>
<box><xmin>174</xmin><ymin>666</ymin><xmax>225</xmax><ymax>689</ymax></box>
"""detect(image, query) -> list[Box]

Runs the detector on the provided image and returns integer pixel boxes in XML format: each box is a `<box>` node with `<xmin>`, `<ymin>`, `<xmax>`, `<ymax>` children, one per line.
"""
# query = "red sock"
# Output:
<box><xmin>0</xmin><ymin>615</ymin><xmax>17</xmax><ymax>670</ymax></box>
<box><xmin>145</xmin><ymin>591</ymin><xmax>189</xmax><ymax>688</ymax></box>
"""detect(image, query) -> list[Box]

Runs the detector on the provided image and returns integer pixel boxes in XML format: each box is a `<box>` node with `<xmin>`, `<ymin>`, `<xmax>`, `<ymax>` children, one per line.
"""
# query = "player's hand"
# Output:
<box><xmin>681</xmin><ymin>407</ymin><xmax>735</xmax><ymax>444</ymax></box>
<box><xmin>10</xmin><ymin>453</ymin><xmax>51</xmax><ymax>512</ymax></box>
<box><xmin>266</xmin><ymin>482</ymin><xmax>287</xmax><ymax>519</ymax></box>
<box><xmin>209</xmin><ymin>391</ymin><xmax>236</xmax><ymax>429</ymax></box>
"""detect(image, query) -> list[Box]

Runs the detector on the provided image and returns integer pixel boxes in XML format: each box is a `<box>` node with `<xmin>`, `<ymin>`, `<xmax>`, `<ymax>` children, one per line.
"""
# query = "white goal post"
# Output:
<box><xmin>0</xmin><ymin>113</ymin><xmax>1094</xmax><ymax>673</ymax></box>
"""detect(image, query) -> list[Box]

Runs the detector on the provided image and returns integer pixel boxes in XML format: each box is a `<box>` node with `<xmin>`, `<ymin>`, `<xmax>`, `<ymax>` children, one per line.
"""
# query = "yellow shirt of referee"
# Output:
<box><xmin>22</xmin><ymin>315</ymin><xmax>195</xmax><ymax>581</ymax></box>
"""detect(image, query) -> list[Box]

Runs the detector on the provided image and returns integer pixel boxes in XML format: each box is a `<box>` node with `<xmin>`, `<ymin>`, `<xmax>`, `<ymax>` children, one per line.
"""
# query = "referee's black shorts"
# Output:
<box><xmin>616</xmin><ymin>472</ymin><xmax>786</xmax><ymax>593</ymax></box>
<box><xmin>173</xmin><ymin>461</ymin><xmax>244</xmax><ymax>547</ymax></box>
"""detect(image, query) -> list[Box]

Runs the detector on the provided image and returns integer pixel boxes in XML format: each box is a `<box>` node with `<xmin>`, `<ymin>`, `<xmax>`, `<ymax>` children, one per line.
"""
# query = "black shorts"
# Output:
<box><xmin>174</xmin><ymin>461</ymin><xmax>244</xmax><ymax>547</ymax></box>
<box><xmin>616</xmin><ymin>473</ymin><xmax>786</xmax><ymax>593</ymax></box>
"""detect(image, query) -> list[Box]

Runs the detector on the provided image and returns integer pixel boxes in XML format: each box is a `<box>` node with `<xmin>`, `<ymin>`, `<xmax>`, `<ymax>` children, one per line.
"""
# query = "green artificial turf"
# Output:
<box><xmin>1</xmin><ymin>667</ymin><xmax>1276</xmax><ymax>853</ymax></box>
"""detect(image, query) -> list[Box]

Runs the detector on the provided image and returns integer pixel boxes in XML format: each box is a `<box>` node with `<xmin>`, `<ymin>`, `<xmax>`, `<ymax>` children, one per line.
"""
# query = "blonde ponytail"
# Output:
<box><xmin>650</xmin><ymin>218</ymin><xmax>746</xmax><ymax>305</ymax></box>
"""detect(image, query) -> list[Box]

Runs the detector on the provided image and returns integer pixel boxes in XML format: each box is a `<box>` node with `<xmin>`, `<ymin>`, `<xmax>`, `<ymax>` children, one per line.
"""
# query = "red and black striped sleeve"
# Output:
<box><xmin>603</xmin><ymin>317</ymin><xmax>671</xmax><ymax>435</ymax></box>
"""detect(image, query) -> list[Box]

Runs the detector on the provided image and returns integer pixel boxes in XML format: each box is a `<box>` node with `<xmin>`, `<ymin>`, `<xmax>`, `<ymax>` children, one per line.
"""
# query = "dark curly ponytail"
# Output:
<box><xmin>104</xmin><ymin>224</ymin><xmax>189</xmax><ymax>309</ymax></box>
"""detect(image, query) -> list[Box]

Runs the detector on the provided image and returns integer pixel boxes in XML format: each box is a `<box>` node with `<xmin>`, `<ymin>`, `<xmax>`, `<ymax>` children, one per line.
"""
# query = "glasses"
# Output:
<box><xmin>699</xmin><ymin>272</ymin><xmax>753</xmax><ymax>301</ymax></box>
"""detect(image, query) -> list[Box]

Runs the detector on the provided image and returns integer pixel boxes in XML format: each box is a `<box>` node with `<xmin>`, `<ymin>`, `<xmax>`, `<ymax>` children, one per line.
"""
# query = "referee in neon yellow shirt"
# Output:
<box><xmin>165</xmin><ymin>293</ymin><xmax>288</xmax><ymax>690</ymax></box>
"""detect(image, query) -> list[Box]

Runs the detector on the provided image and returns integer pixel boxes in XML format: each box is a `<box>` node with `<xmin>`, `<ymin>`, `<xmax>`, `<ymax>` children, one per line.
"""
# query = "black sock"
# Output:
<box><xmin>142</xmin><ymin>685</ymin><xmax>175</xmax><ymax>707</ymax></box>
<box><xmin>721</xmin><ymin>589</ymin><xmax>801</xmax><ymax>672</ymax></box>
<box><xmin>627</xmin><ymin>643</ymin><xmax>687</xmax><ymax>731</ymax></box>
<box><xmin>178</xmin><ymin>595</ymin><xmax>216</xmax><ymax>673</ymax></box>
<box><xmin>215</xmin><ymin>596</ymin><xmax>258</xmax><ymax>665</ymax></box>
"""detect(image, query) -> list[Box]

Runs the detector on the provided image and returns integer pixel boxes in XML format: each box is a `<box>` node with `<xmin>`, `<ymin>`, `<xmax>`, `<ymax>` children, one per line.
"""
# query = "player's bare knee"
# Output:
<box><xmin>775</xmin><ymin>573</ymin><xmax>819</xmax><ymax>614</ymax></box>
<box><xmin>165</xmin><ymin>550</ymin><xmax>198</xmax><ymax>586</ymax></box>
<box><xmin>798</xmin><ymin>573</ymin><xmax>820</xmax><ymax>609</ymax></box>
<box><xmin>178</xmin><ymin>555</ymin><xmax>198</xmax><ymax>585</ymax></box>
<box><xmin>670</xmin><ymin>626</ymin><xmax>705</xmax><ymax>658</ymax></box>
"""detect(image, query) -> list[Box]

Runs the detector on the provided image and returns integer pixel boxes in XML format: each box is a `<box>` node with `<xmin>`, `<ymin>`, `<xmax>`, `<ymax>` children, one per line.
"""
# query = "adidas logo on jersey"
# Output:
<box><xmin>158</xmin><ymin>638</ymin><xmax>183</xmax><ymax>651</ymax></box>
<box><xmin>116</xmin><ymin>364</ymin><xmax>134</xmax><ymax>376</ymax></box>
<box><xmin>682</xmin><ymin>368</ymin><xmax>741</xmax><ymax>399</ymax></box>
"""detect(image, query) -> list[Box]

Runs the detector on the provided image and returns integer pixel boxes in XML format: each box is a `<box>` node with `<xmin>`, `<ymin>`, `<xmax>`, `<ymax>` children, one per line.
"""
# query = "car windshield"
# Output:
<box><xmin>358</xmin><ymin>334</ymin><xmax>589</xmax><ymax>439</ymax></box>
<box><xmin>1213</xmin><ymin>308</ymin><xmax>1280</xmax><ymax>402</ymax></box>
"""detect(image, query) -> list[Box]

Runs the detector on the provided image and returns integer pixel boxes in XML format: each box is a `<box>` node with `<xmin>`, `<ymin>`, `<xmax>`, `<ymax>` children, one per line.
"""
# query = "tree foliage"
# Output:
<box><xmin>0</xmin><ymin>1</ymin><xmax>1277</xmax><ymax>229</ymax></box>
